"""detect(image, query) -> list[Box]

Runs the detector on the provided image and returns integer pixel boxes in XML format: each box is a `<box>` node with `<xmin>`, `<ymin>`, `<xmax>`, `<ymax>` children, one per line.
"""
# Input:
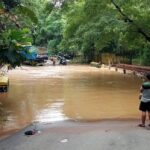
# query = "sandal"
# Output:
<box><xmin>138</xmin><ymin>124</ymin><xmax>145</xmax><ymax>127</ymax></box>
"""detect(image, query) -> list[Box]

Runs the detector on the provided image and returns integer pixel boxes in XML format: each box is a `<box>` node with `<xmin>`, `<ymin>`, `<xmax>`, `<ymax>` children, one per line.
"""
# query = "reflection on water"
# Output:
<box><xmin>0</xmin><ymin>65</ymin><xmax>142</xmax><ymax>137</ymax></box>
<box><xmin>36</xmin><ymin>101</ymin><xmax>68</xmax><ymax>122</ymax></box>
<box><xmin>63</xmin><ymin>69</ymin><xmax>141</xmax><ymax>120</ymax></box>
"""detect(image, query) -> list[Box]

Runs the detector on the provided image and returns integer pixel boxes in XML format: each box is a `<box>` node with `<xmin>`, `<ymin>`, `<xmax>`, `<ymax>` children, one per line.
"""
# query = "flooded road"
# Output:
<box><xmin>0</xmin><ymin>65</ymin><xmax>142</xmax><ymax>137</ymax></box>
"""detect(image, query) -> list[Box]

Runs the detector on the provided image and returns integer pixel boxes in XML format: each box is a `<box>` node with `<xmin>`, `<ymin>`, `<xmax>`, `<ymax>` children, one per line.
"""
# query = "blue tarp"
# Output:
<box><xmin>22</xmin><ymin>46</ymin><xmax>37</xmax><ymax>60</ymax></box>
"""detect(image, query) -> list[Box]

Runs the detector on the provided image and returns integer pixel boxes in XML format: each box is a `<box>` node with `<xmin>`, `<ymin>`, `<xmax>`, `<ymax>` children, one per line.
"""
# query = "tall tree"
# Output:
<box><xmin>59</xmin><ymin>0</ymin><xmax>150</xmax><ymax>64</ymax></box>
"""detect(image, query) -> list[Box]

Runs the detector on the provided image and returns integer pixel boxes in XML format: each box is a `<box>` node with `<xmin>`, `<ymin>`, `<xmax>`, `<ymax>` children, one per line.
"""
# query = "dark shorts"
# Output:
<box><xmin>139</xmin><ymin>101</ymin><xmax>150</xmax><ymax>112</ymax></box>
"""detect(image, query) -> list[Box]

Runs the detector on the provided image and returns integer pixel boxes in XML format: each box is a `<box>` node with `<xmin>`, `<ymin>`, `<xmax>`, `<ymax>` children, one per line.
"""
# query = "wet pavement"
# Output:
<box><xmin>1</xmin><ymin>120</ymin><xmax>150</xmax><ymax>150</ymax></box>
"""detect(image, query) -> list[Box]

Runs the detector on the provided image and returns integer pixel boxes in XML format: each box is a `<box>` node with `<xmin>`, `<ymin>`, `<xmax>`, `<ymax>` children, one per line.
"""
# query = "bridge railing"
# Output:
<box><xmin>116</xmin><ymin>64</ymin><xmax>150</xmax><ymax>74</ymax></box>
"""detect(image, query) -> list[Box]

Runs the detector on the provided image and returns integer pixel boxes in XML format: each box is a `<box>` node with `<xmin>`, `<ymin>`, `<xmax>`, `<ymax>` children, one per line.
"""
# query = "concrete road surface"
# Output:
<box><xmin>0</xmin><ymin>120</ymin><xmax>150</xmax><ymax>150</ymax></box>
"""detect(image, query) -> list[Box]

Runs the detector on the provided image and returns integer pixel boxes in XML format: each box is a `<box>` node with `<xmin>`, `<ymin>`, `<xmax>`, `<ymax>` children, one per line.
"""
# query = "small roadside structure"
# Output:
<box><xmin>22</xmin><ymin>46</ymin><xmax>48</xmax><ymax>66</ymax></box>
<box><xmin>0</xmin><ymin>76</ymin><xmax>9</xmax><ymax>92</ymax></box>
<box><xmin>0</xmin><ymin>65</ymin><xmax>9</xmax><ymax>92</ymax></box>
<box><xmin>36</xmin><ymin>47</ymin><xmax>48</xmax><ymax>59</ymax></box>
<box><xmin>90</xmin><ymin>62</ymin><xmax>101</xmax><ymax>68</ymax></box>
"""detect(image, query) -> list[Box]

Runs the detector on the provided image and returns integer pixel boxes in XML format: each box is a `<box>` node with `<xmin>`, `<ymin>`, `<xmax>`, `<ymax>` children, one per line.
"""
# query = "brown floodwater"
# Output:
<box><xmin>0</xmin><ymin>65</ymin><xmax>142</xmax><ymax>137</ymax></box>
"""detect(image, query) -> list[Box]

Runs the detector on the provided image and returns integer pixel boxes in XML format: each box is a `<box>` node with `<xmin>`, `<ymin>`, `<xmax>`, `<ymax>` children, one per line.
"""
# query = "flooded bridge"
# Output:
<box><xmin>0</xmin><ymin>65</ymin><xmax>142</xmax><ymax>138</ymax></box>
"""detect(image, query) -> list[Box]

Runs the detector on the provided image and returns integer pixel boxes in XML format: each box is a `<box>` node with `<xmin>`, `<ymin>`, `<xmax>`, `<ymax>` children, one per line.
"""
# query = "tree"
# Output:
<box><xmin>0</xmin><ymin>0</ymin><xmax>37</xmax><ymax>67</ymax></box>
<box><xmin>59</xmin><ymin>0</ymin><xmax>150</xmax><ymax>64</ymax></box>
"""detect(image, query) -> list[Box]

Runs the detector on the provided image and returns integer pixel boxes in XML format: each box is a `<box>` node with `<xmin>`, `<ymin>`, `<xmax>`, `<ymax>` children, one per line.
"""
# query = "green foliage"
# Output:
<box><xmin>58</xmin><ymin>0</ymin><xmax>150</xmax><ymax>64</ymax></box>
<box><xmin>16</xmin><ymin>5</ymin><xmax>38</xmax><ymax>24</ymax></box>
<box><xmin>34</xmin><ymin>8</ymin><xmax>64</xmax><ymax>56</ymax></box>
<box><xmin>1</xmin><ymin>0</ymin><xmax>20</xmax><ymax>11</ymax></box>
<box><xmin>0</xmin><ymin>28</ymin><xmax>32</xmax><ymax>67</ymax></box>
<box><xmin>0</xmin><ymin>0</ymin><xmax>37</xmax><ymax>67</ymax></box>
<box><xmin>1</xmin><ymin>0</ymin><xmax>150</xmax><ymax>66</ymax></box>
<box><xmin>141</xmin><ymin>48</ymin><xmax>150</xmax><ymax>66</ymax></box>
<box><xmin>44</xmin><ymin>1</ymin><xmax>54</xmax><ymax>15</ymax></box>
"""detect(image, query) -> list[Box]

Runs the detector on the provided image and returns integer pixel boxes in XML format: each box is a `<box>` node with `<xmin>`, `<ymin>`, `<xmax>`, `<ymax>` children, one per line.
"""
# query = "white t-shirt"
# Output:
<box><xmin>141</xmin><ymin>82</ymin><xmax>150</xmax><ymax>102</ymax></box>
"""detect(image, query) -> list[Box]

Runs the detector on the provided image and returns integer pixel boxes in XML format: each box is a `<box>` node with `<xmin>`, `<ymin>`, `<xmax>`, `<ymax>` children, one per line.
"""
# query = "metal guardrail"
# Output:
<box><xmin>116</xmin><ymin>64</ymin><xmax>150</xmax><ymax>74</ymax></box>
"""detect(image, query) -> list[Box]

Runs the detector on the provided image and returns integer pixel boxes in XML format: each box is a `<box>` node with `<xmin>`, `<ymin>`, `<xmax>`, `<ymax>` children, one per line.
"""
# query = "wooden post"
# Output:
<box><xmin>123</xmin><ymin>69</ymin><xmax>126</xmax><ymax>74</ymax></box>
<box><xmin>115</xmin><ymin>67</ymin><xmax>118</xmax><ymax>71</ymax></box>
<box><xmin>133</xmin><ymin>71</ymin><xmax>136</xmax><ymax>75</ymax></box>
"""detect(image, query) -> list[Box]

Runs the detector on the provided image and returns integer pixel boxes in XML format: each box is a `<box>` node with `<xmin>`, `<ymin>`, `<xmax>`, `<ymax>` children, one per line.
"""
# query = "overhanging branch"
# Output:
<box><xmin>111</xmin><ymin>0</ymin><xmax>150</xmax><ymax>42</ymax></box>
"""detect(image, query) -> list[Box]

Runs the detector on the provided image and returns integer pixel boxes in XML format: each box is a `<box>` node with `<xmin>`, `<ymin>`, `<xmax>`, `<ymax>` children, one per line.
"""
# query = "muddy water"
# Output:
<box><xmin>0</xmin><ymin>65</ymin><xmax>142</xmax><ymax>137</ymax></box>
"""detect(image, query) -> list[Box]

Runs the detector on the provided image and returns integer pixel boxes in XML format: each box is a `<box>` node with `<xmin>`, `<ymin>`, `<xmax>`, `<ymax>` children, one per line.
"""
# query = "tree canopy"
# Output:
<box><xmin>0</xmin><ymin>0</ymin><xmax>38</xmax><ymax>67</ymax></box>
<box><xmin>59</xmin><ymin>0</ymin><xmax>150</xmax><ymax>64</ymax></box>
<box><xmin>1</xmin><ymin>0</ymin><xmax>150</xmax><ymax>66</ymax></box>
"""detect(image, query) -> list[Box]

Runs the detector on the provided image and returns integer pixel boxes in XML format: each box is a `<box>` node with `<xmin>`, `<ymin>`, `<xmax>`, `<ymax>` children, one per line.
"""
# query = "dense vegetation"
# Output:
<box><xmin>0</xmin><ymin>0</ymin><xmax>38</xmax><ymax>67</ymax></box>
<box><xmin>1</xmin><ymin>0</ymin><xmax>150</xmax><ymax>67</ymax></box>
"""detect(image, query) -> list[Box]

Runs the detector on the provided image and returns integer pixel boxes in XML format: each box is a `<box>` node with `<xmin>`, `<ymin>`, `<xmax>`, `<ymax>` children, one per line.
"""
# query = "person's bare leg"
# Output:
<box><xmin>140</xmin><ymin>111</ymin><xmax>146</xmax><ymax>126</ymax></box>
<box><xmin>148</xmin><ymin>111</ymin><xmax>150</xmax><ymax>126</ymax></box>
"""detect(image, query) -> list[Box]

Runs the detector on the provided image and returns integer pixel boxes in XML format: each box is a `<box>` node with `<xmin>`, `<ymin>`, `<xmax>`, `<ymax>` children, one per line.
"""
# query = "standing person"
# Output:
<box><xmin>138</xmin><ymin>73</ymin><xmax>150</xmax><ymax>127</ymax></box>
<box><xmin>52</xmin><ymin>57</ymin><xmax>56</xmax><ymax>66</ymax></box>
<box><xmin>50</xmin><ymin>57</ymin><xmax>56</xmax><ymax>66</ymax></box>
